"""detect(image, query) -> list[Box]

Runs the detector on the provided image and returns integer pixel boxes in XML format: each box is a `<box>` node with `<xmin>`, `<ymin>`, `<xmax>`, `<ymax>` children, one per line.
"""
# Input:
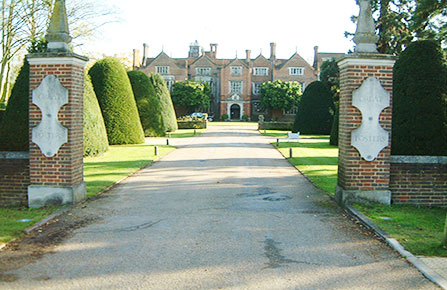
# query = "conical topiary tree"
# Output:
<box><xmin>329</xmin><ymin>105</ymin><xmax>339</xmax><ymax>146</ymax></box>
<box><xmin>0</xmin><ymin>60</ymin><xmax>30</xmax><ymax>151</ymax></box>
<box><xmin>392</xmin><ymin>40</ymin><xmax>447</xmax><ymax>156</ymax></box>
<box><xmin>293</xmin><ymin>81</ymin><xmax>335</xmax><ymax>135</ymax></box>
<box><xmin>89</xmin><ymin>57</ymin><xmax>145</xmax><ymax>145</ymax></box>
<box><xmin>83</xmin><ymin>74</ymin><xmax>109</xmax><ymax>156</ymax></box>
<box><xmin>128</xmin><ymin>71</ymin><xmax>177</xmax><ymax>137</ymax></box>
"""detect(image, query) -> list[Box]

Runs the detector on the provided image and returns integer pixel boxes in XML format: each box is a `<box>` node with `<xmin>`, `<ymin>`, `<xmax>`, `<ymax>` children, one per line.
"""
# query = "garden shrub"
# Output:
<box><xmin>392</xmin><ymin>40</ymin><xmax>447</xmax><ymax>156</ymax></box>
<box><xmin>127</xmin><ymin>71</ymin><xmax>177</xmax><ymax>137</ymax></box>
<box><xmin>330</xmin><ymin>106</ymin><xmax>339</xmax><ymax>146</ymax></box>
<box><xmin>89</xmin><ymin>57</ymin><xmax>145</xmax><ymax>145</ymax></box>
<box><xmin>293</xmin><ymin>81</ymin><xmax>335</xmax><ymax>134</ymax></box>
<box><xmin>83</xmin><ymin>74</ymin><xmax>109</xmax><ymax>156</ymax></box>
<box><xmin>0</xmin><ymin>60</ymin><xmax>30</xmax><ymax>151</ymax></box>
<box><xmin>259</xmin><ymin>122</ymin><xmax>294</xmax><ymax>131</ymax></box>
<box><xmin>221</xmin><ymin>114</ymin><xmax>229</xmax><ymax>120</ymax></box>
<box><xmin>0</xmin><ymin>109</ymin><xmax>5</xmax><ymax>124</ymax></box>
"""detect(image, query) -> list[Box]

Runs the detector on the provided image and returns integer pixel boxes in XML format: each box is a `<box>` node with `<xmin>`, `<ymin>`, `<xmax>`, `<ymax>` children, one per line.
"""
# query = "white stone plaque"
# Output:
<box><xmin>351</xmin><ymin>77</ymin><xmax>390</xmax><ymax>161</ymax></box>
<box><xmin>32</xmin><ymin>75</ymin><xmax>68</xmax><ymax>158</ymax></box>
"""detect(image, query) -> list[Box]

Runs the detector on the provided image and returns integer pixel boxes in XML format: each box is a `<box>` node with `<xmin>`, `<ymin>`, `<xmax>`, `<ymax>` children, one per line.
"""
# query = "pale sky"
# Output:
<box><xmin>82</xmin><ymin>0</ymin><xmax>359</xmax><ymax>64</ymax></box>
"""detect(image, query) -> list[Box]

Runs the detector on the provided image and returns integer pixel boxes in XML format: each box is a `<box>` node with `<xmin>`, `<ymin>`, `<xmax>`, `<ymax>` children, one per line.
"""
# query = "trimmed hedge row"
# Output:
<box><xmin>89</xmin><ymin>58</ymin><xmax>145</xmax><ymax>145</ymax></box>
<box><xmin>0</xmin><ymin>109</ymin><xmax>5</xmax><ymax>124</ymax></box>
<box><xmin>0</xmin><ymin>60</ymin><xmax>29</xmax><ymax>151</ymax></box>
<box><xmin>293</xmin><ymin>81</ymin><xmax>335</xmax><ymax>135</ymax></box>
<box><xmin>258</xmin><ymin>121</ymin><xmax>294</xmax><ymax>131</ymax></box>
<box><xmin>128</xmin><ymin>71</ymin><xmax>177</xmax><ymax>137</ymax></box>
<box><xmin>392</xmin><ymin>40</ymin><xmax>447</xmax><ymax>156</ymax></box>
<box><xmin>177</xmin><ymin>120</ymin><xmax>207</xmax><ymax>129</ymax></box>
<box><xmin>83</xmin><ymin>74</ymin><xmax>109</xmax><ymax>156</ymax></box>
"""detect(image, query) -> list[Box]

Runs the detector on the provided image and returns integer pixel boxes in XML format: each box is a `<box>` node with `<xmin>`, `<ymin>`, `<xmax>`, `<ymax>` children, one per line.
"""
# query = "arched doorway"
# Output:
<box><xmin>230</xmin><ymin>104</ymin><xmax>241</xmax><ymax>120</ymax></box>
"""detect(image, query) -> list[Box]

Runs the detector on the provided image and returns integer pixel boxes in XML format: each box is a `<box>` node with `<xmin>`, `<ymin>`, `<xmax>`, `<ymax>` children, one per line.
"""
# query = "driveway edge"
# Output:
<box><xmin>270</xmin><ymin>138</ymin><xmax>447</xmax><ymax>289</ymax></box>
<box><xmin>344</xmin><ymin>204</ymin><xmax>447</xmax><ymax>290</ymax></box>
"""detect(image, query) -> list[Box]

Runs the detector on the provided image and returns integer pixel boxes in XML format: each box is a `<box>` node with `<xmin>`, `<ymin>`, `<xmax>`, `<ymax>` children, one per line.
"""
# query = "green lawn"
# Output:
<box><xmin>275</xmin><ymin>139</ymin><xmax>338</xmax><ymax>194</ymax></box>
<box><xmin>355</xmin><ymin>203</ymin><xmax>447</xmax><ymax>257</ymax></box>
<box><xmin>260</xmin><ymin>129</ymin><xmax>329</xmax><ymax>139</ymax></box>
<box><xmin>0</xmin><ymin>144</ymin><xmax>174</xmax><ymax>244</ymax></box>
<box><xmin>274</xmin><ymin>138</ymin><xmax>447</xmax><ymax>257</ymax></box>
<box><xmin>84</xmin><ymin>144</ymin><xmax>174</xmax><ymax>197</ymax></box>
<box><xmin>0</xmin><ymin>207</ymin><xmax>57</xmax><ymax>243</ymax></box>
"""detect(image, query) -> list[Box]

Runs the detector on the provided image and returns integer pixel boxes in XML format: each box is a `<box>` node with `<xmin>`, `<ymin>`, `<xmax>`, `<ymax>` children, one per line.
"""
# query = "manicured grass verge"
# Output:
<box><xmin>168</xmin><ymin>129</ymin><xmax>205</xmax><ymax>138</ymax></box>
<box><xmin>260</xmin><ymin>129</ymin><xmax>329</xmax><ymax>139</ymax></box>
<box><xmin>275</xmin><ymin>139</ymin><xmax>338</xmax><ymax>194</ymax></box>
<box><xmin>274</xmin><ymin>138</ymin><xmax>447</xmax><ymax>257</ymax></box>
<box><xmin>210</xmin><ymin>122</ymin><xmax>258</xmax><ymax>126</ymax></box>
<box><xmin>84</xmin><ymin>144</ymin><xmax>174</xmax><ymax>197</ymax></box>
<box><xmin>0</xmin><ymin>207</ymin><xmax>57</xmax><ymax>243</ymax></box>
<box><xmin>354</xmin><ymin>203</ymin><xmax>447</xmax><ymax>257</ymax></box>
<box><xmin>0</xmin><ymin>144</ymin><xmax>174</xmax><ymax>244</ymax></box>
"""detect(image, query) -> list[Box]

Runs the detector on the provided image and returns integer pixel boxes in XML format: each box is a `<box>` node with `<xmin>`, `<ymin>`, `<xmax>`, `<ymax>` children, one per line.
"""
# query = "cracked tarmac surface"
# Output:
<box><xmin>0</xmin><ymin>126</ymin><xmax>438</xmax><ymax>289</ymax></box>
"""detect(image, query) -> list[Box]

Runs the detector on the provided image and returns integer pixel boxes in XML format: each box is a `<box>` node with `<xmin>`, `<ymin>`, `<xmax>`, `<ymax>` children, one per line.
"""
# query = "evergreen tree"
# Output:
<box><xmin>329</xmin><ymin>106</ymin><xmax>339</xmax><ymax>146</ymax></box>
<box><xmin>89</xmin><ymin>57</ymin><xmax>145</xmax><ymax>145</ymax></box>
<box><xmin>0</xmin><ymin>60</ymin><xmax>29</xmax><ymax>151</ymax></box>
<box><xmin>392</xmin><ymin>40</ymin><xmax>447</xmax><ymax>155</ymax></box>
<box><xmin>83</xmin><ymin>74</ymin><xmax>109</xmax><ymax>156</ymax></box>
<box><xmin>293</xmin><ymin>81</ymin><xmax>335</xmax><ymax>135</ymax></box>
<box><xmin>128</xmin><ymin>71</ymin><xmax>177</xmax><ymax>137</ymax></box>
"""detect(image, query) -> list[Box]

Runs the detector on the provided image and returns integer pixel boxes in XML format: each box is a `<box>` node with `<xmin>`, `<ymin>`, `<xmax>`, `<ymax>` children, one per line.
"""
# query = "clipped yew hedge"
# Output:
<box><xmin>330</xmin><ymin>106</ymin><xmax>339</xmax><ymax>146</ymax></box>
<box><xmin>0</xmin><ymin>60</ymin><xmax>30</xmax><ymax>151</ymax></box>
<box><xmin>83</xmin><ymin>74</ymin><xmax>109</xmax><ymax>156</ymax></box>
<box><xmin>89</xmin><ymin>58</ymin><xmax>145</xmax><ymax>145</ymax></box>
<box><xmin>392</xmin><ymin>40</ymin><xmax>447</xmax><ymax>156</ymax></box>
<box><xmin>293</xmin><ymin>81</ymin><xmax>335</xmax><ymax>134</ymax></box>
<box><xmin>128</xmin><ymin>71</ymin><xmax>177</xmax><ymax>137</ymax></box>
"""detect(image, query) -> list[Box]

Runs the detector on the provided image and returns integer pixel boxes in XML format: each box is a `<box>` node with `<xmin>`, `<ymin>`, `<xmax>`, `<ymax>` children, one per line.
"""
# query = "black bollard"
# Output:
<box><xmin>289</xmin><ymin>148</ymin><xmax>293</xmax><ymax>158</ymax></box>
<box><xmin>166</xmin><ymin>139</ymin><xmax>170</xmax><ymax>146</ymax></box>
<box><xmin>155</xmin><ymin>146</ymin><xmax>159</xmax><ymax>156</ymax></box>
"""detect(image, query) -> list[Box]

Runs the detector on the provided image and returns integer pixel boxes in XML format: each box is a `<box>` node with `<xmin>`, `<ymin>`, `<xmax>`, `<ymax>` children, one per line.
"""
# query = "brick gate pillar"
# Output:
<box><xmin>335</xmin><ymin>0</ymin><xmax>396</xmax><ymax>205</ymax></box>
<box><xmin>335</xmin><ymin>55</ymin><xmax>396</xmax><ymax>205</ymax></box>
<box><xmin>27</xmin><ymin>0</ymin><xmax>88</xmax><ymax>208</ymax></box>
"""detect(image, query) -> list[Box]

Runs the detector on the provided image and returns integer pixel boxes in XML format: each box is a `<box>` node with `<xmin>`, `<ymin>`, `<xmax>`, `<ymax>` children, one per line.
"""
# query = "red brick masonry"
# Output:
<box><xmin>0</xmin><ymin>152</ymin><xmax>29</xmax><ymax>207</ymax></box>
<box><xmin>337</xmin><ymin>56</ymin><xmax>395</xmax><ymax>196</ymax></box>
<box><xmin>28</xmin><ymin>59</ymin><xmax>85</xmax><ymax>188</ymax></box>
<box><xmin>390</xmin><ymin>156</ymin><xmax>447</xmax><ymax>207</ymax></box>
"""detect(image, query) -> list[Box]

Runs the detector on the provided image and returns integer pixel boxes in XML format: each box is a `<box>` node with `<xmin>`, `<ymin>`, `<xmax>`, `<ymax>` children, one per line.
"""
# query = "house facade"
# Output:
<box><xmin>133</xmin><ymin>41</ymin><xmax>343</xmax><ymax>121</ymax></box>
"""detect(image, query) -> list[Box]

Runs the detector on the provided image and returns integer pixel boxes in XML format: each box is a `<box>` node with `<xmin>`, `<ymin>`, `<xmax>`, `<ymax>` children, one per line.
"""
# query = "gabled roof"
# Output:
<box><xmin>224</xmin><ymin>58</ymin><xmax>249</xmax><ymax>68</ymax></box>
<box><xmin>190</xmin><ymin>54</ymin><xmax>217</xmax><ymax>67</ymax></box>
<box><xmin>252</xmin><ymin>54</ymin><xmax>270</xmax><ymax>66</ymax></box>
<box><xmin>277</xmin><ymin>52</ymin><xmax>313</xmax><ymax>70</ymax></box>
<box><xmin>146</xmin><ymin>51</ymin><xmax>187</xmax><ymax>69</ymax></box>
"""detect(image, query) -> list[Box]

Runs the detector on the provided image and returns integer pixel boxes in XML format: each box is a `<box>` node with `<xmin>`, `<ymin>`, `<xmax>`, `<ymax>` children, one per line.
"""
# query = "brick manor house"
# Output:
<box><xmin>132</xmin><ymin>41</ymin><xmax>344</xmax><ymax>121</ymax></box>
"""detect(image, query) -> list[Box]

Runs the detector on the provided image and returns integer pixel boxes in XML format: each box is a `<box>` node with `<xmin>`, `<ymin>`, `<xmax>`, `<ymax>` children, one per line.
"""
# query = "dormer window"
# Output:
<box><xmin>253</xmin><ymin>67</ymin><xmax>268</xmax><ymax>76</ymax></box>
<box><xmin>156</xmin><ymin>66</ymin><xmax>169</xmax><ymax>75</ymax></box>
<box><xmin>289</xmin><ymin>67</ymin><xmax>304</xmax><ymax>76</ymax></box>
<box><xmin>231</xmin><ymin>66</ymin><xmax>242</xmax><ymax>76</ymax></box>
<box><xmin>196</xmin><ymin>67</ymin><xmax>211</xmax><ymax>76</ymax></box>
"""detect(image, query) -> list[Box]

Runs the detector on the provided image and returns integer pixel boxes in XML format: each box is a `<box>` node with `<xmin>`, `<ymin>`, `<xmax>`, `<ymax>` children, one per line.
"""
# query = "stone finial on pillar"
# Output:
<box><xmin>45</xmin><ymin>0</ymin><xmax>72</xmax><ymax>52</ymax></box>
<box><xmin>353</xmin><ymin>0</ymin><xmax>379</xmax><ymax>53</ymax></box>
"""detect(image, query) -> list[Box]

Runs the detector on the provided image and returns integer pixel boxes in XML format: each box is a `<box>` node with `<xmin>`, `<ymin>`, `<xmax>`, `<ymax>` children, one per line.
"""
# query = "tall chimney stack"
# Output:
<box><xmin>270</xmin><ymin>42</ymin><xmax>276</xmax><ymax>61</ymax></box>
<box><xmin>133</xmin><ymin>49</ymin><xmax>141</xmax><ymax>70</ymax></box>
<box><xmin>142</xmin><ymin>43</ymin><xmax>149</xmax><ymax>67</ymax></box>
<box><xmin>245</xmin><ymin>49</ymin><xmax>251</xmax><ymax>63</ymax></box>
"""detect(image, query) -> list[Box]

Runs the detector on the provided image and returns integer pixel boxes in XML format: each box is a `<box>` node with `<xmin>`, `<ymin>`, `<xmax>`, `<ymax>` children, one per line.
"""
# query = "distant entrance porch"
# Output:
<box><xmin>230</xmin><ymin>104</ymin><xmax>241</xmax><ymax>120</ymax></box>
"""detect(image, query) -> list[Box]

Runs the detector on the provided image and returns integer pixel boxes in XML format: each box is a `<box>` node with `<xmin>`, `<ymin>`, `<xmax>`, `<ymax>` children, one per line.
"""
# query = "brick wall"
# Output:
<box><xmin>28</xmin><ymin>58</ymin><xmax>85</xmax><ymax>188</ymax></box>
<box><xmin>0</xmin><ymin>152</ymin><xmax>29</xmax><ymax>207</ymax></box>
<box><xmin>390</xmin><ymin>156</ymin><xmax>447</xmax><ymax>207</ymax></box>
<box><xmin>337</xmin><ymin>57</ymin><xmax>395</xmax><ymax>193</ymax></box>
